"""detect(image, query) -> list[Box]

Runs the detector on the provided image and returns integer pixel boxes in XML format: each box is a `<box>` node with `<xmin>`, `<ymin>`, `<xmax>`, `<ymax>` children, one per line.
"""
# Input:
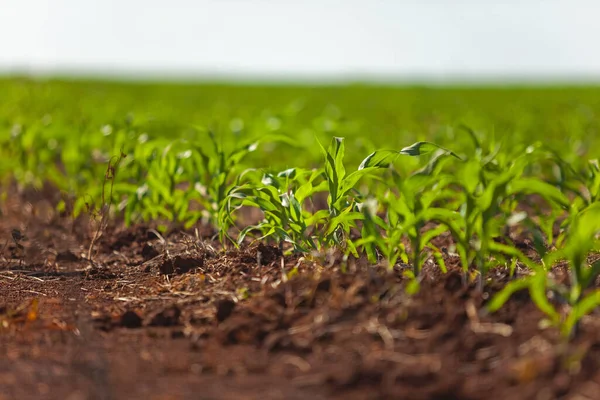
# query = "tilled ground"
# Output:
<box><xmin>2</xmin><ymin>190</ymin><xmax>600</xmax><ymax>400</ymax></box>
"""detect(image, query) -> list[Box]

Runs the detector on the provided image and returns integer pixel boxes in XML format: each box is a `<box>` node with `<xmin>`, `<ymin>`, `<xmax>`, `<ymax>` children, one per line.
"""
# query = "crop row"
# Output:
<box><xmin>1</xmin><ymin>81</ymin><xmax>600</xmax><ymax>340</ymax></box>
<box><xmin>4</xmin><ymin>127</ymin><xmax>600</xmax><ymax>340</ymax></box>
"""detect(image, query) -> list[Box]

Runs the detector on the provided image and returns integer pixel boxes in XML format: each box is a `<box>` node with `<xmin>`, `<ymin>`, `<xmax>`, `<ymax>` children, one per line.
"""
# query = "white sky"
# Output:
<box><xmin>0</xmin><ymin>0</ymin><xmax>599</xmax><ymax>81</ymax></box>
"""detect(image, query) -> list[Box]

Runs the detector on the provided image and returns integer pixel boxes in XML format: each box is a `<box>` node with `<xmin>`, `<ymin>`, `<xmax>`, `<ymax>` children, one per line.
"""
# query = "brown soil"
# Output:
<box><xmin>2</xmin><ymin>190</ymin><xmax>600</xmax><ymax>400</ymax></box>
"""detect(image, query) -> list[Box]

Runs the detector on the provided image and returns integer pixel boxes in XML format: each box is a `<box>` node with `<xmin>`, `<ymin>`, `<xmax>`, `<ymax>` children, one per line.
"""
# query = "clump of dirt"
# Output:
<box><xmin>215</xmin><ymin>299</ymin><xmax>236</xmax><ymax>322</ymax></box>
<box><xmin>148</xmin><ymin>305</ymin><xmax>182</xmax><ymax>327</ymax></box>
<box><xmin>159</xmin><ymin>255</ymin><xmax>204</xmax><ymax>275</ymax></box>
<box><xmin>119</xmin><ymin>310</ymin><xmax>143</xmax><ymax>328</ymax></box>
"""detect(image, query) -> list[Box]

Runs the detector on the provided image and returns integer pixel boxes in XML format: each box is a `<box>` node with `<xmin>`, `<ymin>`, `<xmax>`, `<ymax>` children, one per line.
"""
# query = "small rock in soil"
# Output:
<box><xmin>159</xmin><ymin>255</ymin><xmax>203</xmax><ymax>275</ymax></box>
<box><xmin>120</xmin><ymin>310</ymin><xmax>143</xmax><ymax>328</ymax></box>
<box><xmin>148</xmin><ymin>305</ymin><xmax>181</xmax><ymax>327</ymax></box>
<box><xmin>141</xmin><ymin>243</ymin><xmax>160</xmax><ymax>260</ymax></box>
<box><xmin>85</xmin><ymin>268</ymin><xmax>118</xmax><ymax>279</ymax></box>
<box><xmin>158</xmin><ymin>259</ymin><xmax>174</xmax><ymax>275</ymax></box>
<box><xmin>215</xmin><ymin>299</ymin><xmax>236</xmax><ymax>322</ymax></box>
<box><xmin>256</xmin><ymin>242</ymin><xmax>282</xmax><ymax>265</ymax></box>
<box><xmin>315</xmin><ymin>278</ymin><xmax>332</xmax><ymax>293</ymax></box>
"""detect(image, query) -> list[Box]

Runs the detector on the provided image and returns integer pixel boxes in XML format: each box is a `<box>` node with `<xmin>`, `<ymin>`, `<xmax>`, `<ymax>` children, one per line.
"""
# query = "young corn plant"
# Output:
<box><xmin>543</xmin><ymin>148</ymin><xmax>600</xmax><ymax>208</ymax></box>
<box><xmin>352</xmin><ymin>196</ymin><xmax>426</xmax><ymax>294</ymax></box>
<box><xmin>190</xmin><ymin>129</ymin><xmax>302</xmax><ymax>229</ymax></box>
<box><xmin>316</xmin><ymin>136</ymin><xmax>377</xmax><ymax>248</ymax></box>
<box><xmin>549</xmin><ymin>155</ymin><xmax>600</xmax><ymax>249</ymax></box>
<box><xmin>351</xmin><ymin>197</ymin><xmax>407</xmax><ymax>269</ymax></box>
<box><xmin>386</xmin><ymin>173</ymin><xmax>454</xmax><ymax>276</ymax></box>
<box><xmin>188</xmin><ymin>129</ymin><xmax>264</xmax><ymax>228</ymax></box>
<box><xmin>232</xmin><ymin>167</ymin><xmax>329</xmax><ymax>252</ymax></box>
<box><xmin>115</xmin><ymin>129</ymin><xmax>292</xmax><ymax>231</ymax></box>
<box><xmin>228</xmin><ymin>136</ymin><xmax>398</xmax><ymax>255</ymax></box>
<box><xmin>431</xmin><ymin>144</ymin><xmax>571</xmax><ymax>288</ymax></box>
<box><xmin>357</xmin><ymin>141</ymin><xmax>463</xmax><ymax>275</ymax></box>
<box><xmin>489</xmin><ymin>203</ymin><xmax>600</xmax><ymax>339</ymax></box>
<box><xmin>110</xmin><ymin>138</ymin><xmax>198</xmax><ymax>228</ymax></box>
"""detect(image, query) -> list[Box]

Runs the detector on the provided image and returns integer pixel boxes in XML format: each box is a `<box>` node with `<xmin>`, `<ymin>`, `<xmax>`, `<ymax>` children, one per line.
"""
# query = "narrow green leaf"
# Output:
<box><xmin>564</xmin><ymin>290</ymin><xmax>600</xmax><ymax>337</ymax></box>
<box><xmin>399</xmin><ymin>141</ymin><xmax>462</xmax><ymax>160</ymax></box>
<box><xmin>488</xmin><ymin>277</ymin><xmax>533</xmax><ymax>313</ymax></box>
<box><xmin>359</xmin><ymin>150</ymin><xmax>399</xmax><ymax>170</ymax></box>
<box><xmin>508</xmin><ymin>178</ymin><xmax>570</xmax><ymax>209</ymax></box>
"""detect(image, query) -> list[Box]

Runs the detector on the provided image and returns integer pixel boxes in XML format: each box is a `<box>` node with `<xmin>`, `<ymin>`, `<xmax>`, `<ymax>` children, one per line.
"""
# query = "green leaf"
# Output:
<box><xmin>508</xmin><ymin>178</ymin><xmax>570</xmax><ymax>209</ymax></box>
<box><xmin>277</xmin><ymin>168</ymin><xmax>297</xmax><ymax>179</ymax></box>
<box><xmin>420</xmin><ymin>224</ymin><xmax>449</xmax><ymax>251</ymax></box>
<box><xmin>317</xmin><ymin>137</ymin><xmax>340</xmax><ymax>206</ymax></box>
<box><xmin>345</xmin><ymin>239</ymin><xmax>360</xmax><ymax>258</ymax></box>
<box><xmin>457</xmin><ymin>124</ymin><xmax>481</xmax><ymax>152</ymax></box>
<box><xmin>305</xmin><ymin>209</ymin><xmax>329</xmax><ymax>226</ymax></box>
<box><xmin>487</xmin><ymin>241</ymin><xmax>540</xmax><ymax>271</ymax></box>
<box><xmin>295</xmin><ymin>181</ymin><xmax>314</xmax><ymax>204</ymax></box>
<box><xmin>330</xmin><ymin>137</ymin><xmax>346</xmax><ymax>183</ymax></box>
<box><xmin>403</xmin><ymin>270</ymin><xmax>421</xmax><ymax>295</ymax></box>
<box><xmin>359</xmin><ymin>142</ymin><xmax>462</xmax><ymax>171</ymax></box>
<box><xmin>359</xmin><ymin>150</ymin><xmax>399</xmax><ymax>169</ymax></box>
<box><xmin>564</xmin><ymin>290</ymin><xmax>600</xmax><ymax>337</ymax></box>
<box><xmin>426</xmin><ymin>244</ymin><xmax>448</xmax><ymax>273</ymax></box>
<box><xmin>529</xmin><ymin>273</ymin><xmax>561</xmax><ymax>323</ymax></box>
<box><xmin>399</xmin><ymin>141</ymin><xmax>462</xmax><ymax>160</ymax></box>
<box><xmin>487</xmin><ymin>277</ymin><xmax>533</xmax><ymax>313</ymax></box>
<box><xmin>325</xmin><ymin>211</ymin><xmax>364</xmax><ymax>236</ymax></box>
<box><xmin>338</xmin><ymin>168</ymin><xmax>375</xmax><ymax>199</ymax></box>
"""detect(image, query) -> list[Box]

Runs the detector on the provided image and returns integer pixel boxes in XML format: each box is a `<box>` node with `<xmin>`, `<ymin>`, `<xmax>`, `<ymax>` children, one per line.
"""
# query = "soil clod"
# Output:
<box><xmin>120</xmin><ymin>310</ymin><xmax>143</xmax><ymax>329</ymax></box>
<box><xmin>215</xmin><ymin>299</ymin><xmax>236</xmax><ymax>323</ymax></box>
<box><xmin>148</xmin><ymin>305</ymin><xmax>182</xmax><ymax>327</ymax></box>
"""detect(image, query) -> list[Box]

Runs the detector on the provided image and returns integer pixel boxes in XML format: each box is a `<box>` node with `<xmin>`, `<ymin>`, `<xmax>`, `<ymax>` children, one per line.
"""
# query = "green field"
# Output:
<box><xmin>2</xmin><ymin>78</ymin><xmax>600</xmax><ymax>338</ymax></box>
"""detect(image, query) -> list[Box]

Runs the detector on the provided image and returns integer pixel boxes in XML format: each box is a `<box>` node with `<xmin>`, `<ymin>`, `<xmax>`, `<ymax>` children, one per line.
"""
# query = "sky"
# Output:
<box><xmin>0</xmin><ymin>0</ymin><xmax>599</xmax><ymax>81</ymax></box>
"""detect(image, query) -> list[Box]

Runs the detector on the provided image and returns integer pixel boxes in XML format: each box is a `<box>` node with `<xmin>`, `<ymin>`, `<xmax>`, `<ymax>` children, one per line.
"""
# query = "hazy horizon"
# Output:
<box><xmin>2</xmin><ymin>0</ymin><xmax>599</xmax><ymax>82</ymax></box>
